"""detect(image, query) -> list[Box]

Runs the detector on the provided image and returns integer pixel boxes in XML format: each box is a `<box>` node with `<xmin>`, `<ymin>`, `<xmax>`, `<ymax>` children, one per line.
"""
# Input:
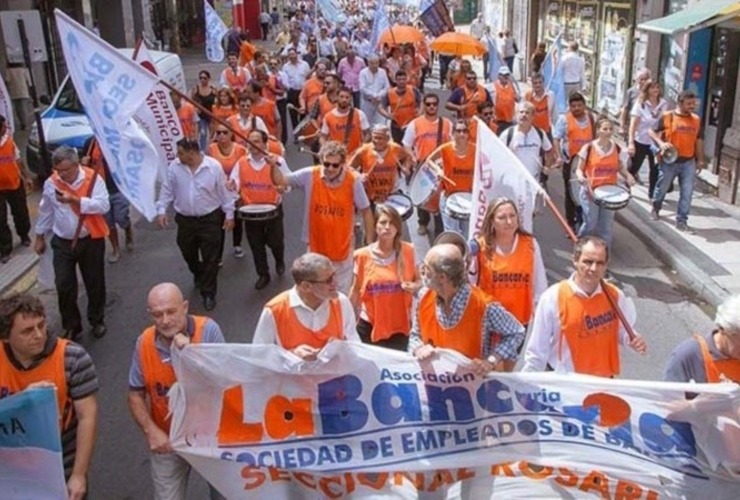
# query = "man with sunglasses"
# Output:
<box><xmin>402</xmin><ymin>93</ymin><xmax>452</xmax><ymax>236</ymax></box>
<box><xmin>446</xmin><ymin>70</ymin><xmax>491</xmax><ymax>120</ymax></box>
<box><xmin>269</xmin><ymin>141</ymin><xmax>373</xmax><ymax>294</ymax></box>
<box><xmin>253</xmin><ymin>252</ymin><xmax>359</xmax><ymax>359</ymax></box>
<box><xmin>468</xmin><ymin>101</ymin><xmax>498</xmax><ymax>143</ymax></box>
<box><xmin>489</xmin><ymin>66</ymin><xmax>520</xmax><ymax>132</ymax></box>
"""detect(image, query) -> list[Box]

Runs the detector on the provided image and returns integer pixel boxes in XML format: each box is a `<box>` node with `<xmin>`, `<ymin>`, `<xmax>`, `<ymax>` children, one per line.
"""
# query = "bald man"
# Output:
<box><xmin>409</xmin><ymin>244</ymin><xmax>525</xmax><ymax>373</ymax></box>
<box><xmin>127</xmin><ymin>283</ymin><xmax>225</xmax><ymax>499</ymax></box>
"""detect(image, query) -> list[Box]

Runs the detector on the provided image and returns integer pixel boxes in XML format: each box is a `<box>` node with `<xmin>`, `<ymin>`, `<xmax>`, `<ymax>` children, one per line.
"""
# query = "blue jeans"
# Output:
<box><xmin>652</xmin><ymin>159</ymin><xmax>696</xmax><ymax>224</ymax></box>
<box><xmin>578</xmin><ymin>186</ymin><xmax>615</xmax><ymax>247</ymax></box>
<box><xmin>197</xmin><ymin>117</ymin><xmax>210</xmax><ymax>150</ymax></box>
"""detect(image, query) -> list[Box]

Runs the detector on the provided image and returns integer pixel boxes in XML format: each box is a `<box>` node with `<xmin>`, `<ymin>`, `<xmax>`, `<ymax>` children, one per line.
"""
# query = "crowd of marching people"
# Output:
<box><xmin>0</xmin><ymin>1</ymin><xmax>737</xmax><ymax>499</ymax></box>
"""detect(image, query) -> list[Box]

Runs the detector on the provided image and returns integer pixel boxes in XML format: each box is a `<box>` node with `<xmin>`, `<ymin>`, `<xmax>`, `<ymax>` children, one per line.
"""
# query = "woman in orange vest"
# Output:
<box><xmin>210</xmin><ymin>88</ymin><xmax>238</xmax><ymax>134</ymax></box>
<box><xmin>574</xmin><ymin>116</ymin><xmax>635</xmax><ymax>248</ymax></box>
<box><xmin>472</xmin><ymin>198</ymin><xmax>548</xmax><ymax>370</ymax></box>
<box><xmin>350</xmin><ymin>205</ymin><xmax>421</xmax><ymax>351</ymax></box>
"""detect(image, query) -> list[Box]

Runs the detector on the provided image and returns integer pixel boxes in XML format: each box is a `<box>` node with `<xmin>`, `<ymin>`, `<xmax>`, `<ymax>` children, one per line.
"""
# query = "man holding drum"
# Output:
<box><xmin>229</xmin><ymin>130</ymin><xmax>291</xmax><ymax>290</ymax></box>
<box><xmin>269</xmin><ymin>141</ymin><xmax>374</xmax><ymax>294</ymax></box>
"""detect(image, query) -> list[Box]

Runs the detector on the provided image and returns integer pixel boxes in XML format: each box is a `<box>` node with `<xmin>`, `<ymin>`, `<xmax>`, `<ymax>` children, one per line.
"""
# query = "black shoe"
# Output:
<box><xmin>0</xmin><ymin>254</ymin><xmax>9</xmax><ymax>264</ymax></box>
<box><xmin>20</xmin><ymin>237</ymin><xmax>31</xmax><ymax>247</ymax></box>
<box><xmin>203</xmin><ymin>295</ymin><xmax>216</xmax><ymax>311</ymax></box>
<box><xmin>255</xmin><ymin>275</ymin><xmax>270</xmax><ymax>290</ymax></box>
<box><xmin>62</xmin><ymin>327</ymin><xmax>83</xmax><ymax>340</ymax></box>
<box><xmin>276</xmin><ymin>262</ymin><xmax>286</xmax><ymax>276</ymax></box>
<box><xmin>91</xmin><ymin>323</ymin><xmax>107</xmax><ymax>339</ymax></box>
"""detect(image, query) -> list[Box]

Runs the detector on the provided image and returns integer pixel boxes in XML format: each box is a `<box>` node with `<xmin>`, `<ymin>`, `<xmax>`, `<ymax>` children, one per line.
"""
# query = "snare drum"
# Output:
<box><xmin>237</xmin><ymin>204</ymin><xmax>280</xmax><ymax>221</ymax></box>
<box><xmin>592</xmin><ymin>185</ymin><xmax>631</xmax><ymax>210</ymax></box>
<box><xmin>384</xmin><ymin>193</ymin><xmax>413</xmax><ymax>221</ymax></box>
<box><xmin>408</xmin><ymin>163</ymin><xmax>442</xmax><ymax>213</ymax></box>
<box><xmin>443</xmin><ymin>192</ymin><xmax>472</xmax><ymax>221</ymax></box>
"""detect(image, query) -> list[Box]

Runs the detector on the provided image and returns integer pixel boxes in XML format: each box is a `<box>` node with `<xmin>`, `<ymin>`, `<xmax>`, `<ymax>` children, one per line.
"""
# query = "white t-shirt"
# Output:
<box><xmin>630</xmin><ymin>98</ymin><xmax>670</xmax><ymax>145</ymax></box>
<box><xmin>503</xmin><ymin>126</ymin><xmax>552</xmax><ymax>177</ymax></box>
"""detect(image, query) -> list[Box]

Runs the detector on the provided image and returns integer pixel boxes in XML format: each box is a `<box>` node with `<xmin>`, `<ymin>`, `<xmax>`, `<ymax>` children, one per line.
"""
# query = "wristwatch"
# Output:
<box><xmin>487</xmin><ymin>355</ymin><xmax>498</xmax><ymax>367</ymax></box>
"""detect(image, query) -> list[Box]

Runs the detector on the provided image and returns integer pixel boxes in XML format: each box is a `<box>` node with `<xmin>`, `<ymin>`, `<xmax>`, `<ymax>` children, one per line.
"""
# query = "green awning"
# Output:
<box><xmin>637</xmin><ymin>0</ymin><xmax>740</xmax><ymax>35</ymax></box>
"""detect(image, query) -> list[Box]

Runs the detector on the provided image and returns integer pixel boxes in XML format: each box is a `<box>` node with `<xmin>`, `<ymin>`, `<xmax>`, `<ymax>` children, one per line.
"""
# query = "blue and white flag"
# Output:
<box><xmin>486</xmin><ymin>38</ymin><xmax>504</xmax><ymax>82</ymax></box>
<box><xmin>542</xmin><ymin>33</ymin><xmax>567</xmax><ymax>114</ymax></box>
<box><xmin>55</xmin><ymin>9</ymin><xmax>161</xmax><ymax>221</ymax></box>
<box><xmin>204</xmin><ymin>0</ymin><xmax>229</xmax><ymax>62</ymax></box>
<box><xmin>0</xmin><ymin>388</ymin><xmax>67</xmax><ymax>500</ymax></box>
<box><xmin>370</xmin><ymin>0</ymin><xmax>390</xmax><ymax>48</ymax></box>
<box><xmin>317</xmin><ymin>0</ymin><xmax>344</xmax><ymax>23</ymax></box>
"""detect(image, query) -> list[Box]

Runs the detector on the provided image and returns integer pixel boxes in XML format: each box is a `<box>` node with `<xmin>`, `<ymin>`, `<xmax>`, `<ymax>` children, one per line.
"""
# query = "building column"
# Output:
<box><xmin>97</xmin><ymin>0</ymin><xmax>136</xmax><ymax>47</ymax></box>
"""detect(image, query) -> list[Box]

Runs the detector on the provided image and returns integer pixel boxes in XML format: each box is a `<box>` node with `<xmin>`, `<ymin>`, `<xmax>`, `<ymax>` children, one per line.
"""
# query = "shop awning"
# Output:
<box><xmin>637</xmin><ymin>0</ymin><xmax>740</xmax><ymax>35</ymax></box>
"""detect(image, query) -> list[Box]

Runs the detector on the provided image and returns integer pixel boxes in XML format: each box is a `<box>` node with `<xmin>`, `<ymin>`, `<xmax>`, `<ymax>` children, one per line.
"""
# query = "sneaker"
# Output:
<box><xmin>107</xmin><ymin>252</ymin><xmax>121</xmax><ymax>264</ymax></box>
<box><xmin>20</xmin><ymin>237</ymin><xmax>31</xmax><ymax>247</ymax></box>
<box><xmin>650</xmin><ymin>208</ymin><xmax>660</xmax><ymax>221</ymax></box>
<box><xmin>417</xmin><ymin>225</ymin><xmax>428</xmax><ymax>236</ymax></box>
<box><xmin>0</xmin><ymin>254</ymin><xmax>9</xmax><ymax>264</ymax></box>
<box><xmin>676</xmin><ymin>221</ymin><xmax>691</xmax><ymax>232</ymax></box>
<box><xmin>234</xmin><ymin>246</ymin><xmax>245</xmax><ymax>258</ymax></box>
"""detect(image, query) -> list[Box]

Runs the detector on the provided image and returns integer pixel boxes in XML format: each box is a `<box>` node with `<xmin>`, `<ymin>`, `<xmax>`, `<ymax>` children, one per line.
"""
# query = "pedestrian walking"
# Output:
<box><xmin>0</xmin><ymin>115</ymin><xmax>32</xmax><ymax>263</ymax></box>
<box><xmin>561</xmin><ymin>41</ymin><xmax>586</xmax><ymax>98</ymax></box>
<box><xmin>5</xmin><ymin>63</ymin><xmax>32</xmax><ymax>130</ymax></box>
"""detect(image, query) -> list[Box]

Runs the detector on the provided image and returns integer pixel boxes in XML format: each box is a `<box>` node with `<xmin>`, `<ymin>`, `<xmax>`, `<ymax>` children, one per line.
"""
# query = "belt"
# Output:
<box><xmin>53</xmin><ymin>234</ymin><xmax>94</xmax><ymax>243</ymax></box>
<box><xmin>564</xmin><ymin>81</ymin><xmax>581</xmax><ymax>85</ymax></box>
<box><xmin>175</xmin><ymin>209</ymin><xmax>222</xmax><ymax>220</ymax></box>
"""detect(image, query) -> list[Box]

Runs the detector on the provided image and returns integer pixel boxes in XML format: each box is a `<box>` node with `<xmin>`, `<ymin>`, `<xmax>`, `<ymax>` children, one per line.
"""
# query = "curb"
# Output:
<box><xmin>0</xmin><ymin>253</ymin><xmax>39</xmax><ymax>297</ymax></box>
<box><xmin>615</xmin><ymin>204</ymin><xmax>731</xmax><ymax>308</ymax></box>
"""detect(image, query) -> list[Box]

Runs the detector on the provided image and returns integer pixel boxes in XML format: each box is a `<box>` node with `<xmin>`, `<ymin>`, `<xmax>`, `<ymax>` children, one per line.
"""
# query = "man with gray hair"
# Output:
<box><xmin>501</xmin><ymin>101</ymin><xmax>554</xmax><ymax>181</ymax></box>
<box><xmin>358</xmin><ymin>55</ymin><xmax>390</xmax><ymax>126</ymax></box>
<box><xmin>34</xmin><ymin>145</ymin><xmax>110</xmax><ymax>340</ymax></box>
<box><xmin>253</xmin><ymin>252</ymin><xmax>359</xmax><ymax>359</ymax></box>
<box><xmin>664</xmin><ymin>293</ymin><xmax>740</xmax><ymax>384</ymax></box>
<box><xmin>409</xmin><ymin>244</ymin><xmax>525</xmax><ymax>373</ymax></box>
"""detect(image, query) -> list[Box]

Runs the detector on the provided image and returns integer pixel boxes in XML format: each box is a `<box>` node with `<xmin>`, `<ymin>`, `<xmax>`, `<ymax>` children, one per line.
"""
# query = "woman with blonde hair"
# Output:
<box><xmin>350</xmin><ymin>205</ymin><xmax>420</xmax><ymax>351</ymax></box>
<box><xmin>473</xmin><ymin>198</ymin><xmax>547</xmax><ymax>369</ymax></box>
<box><xmin>628</xmin><ymin>79</ymin><xmax>669</xmax><ymax>199</ymax></box>
<box><xmin>211</xmin><ymin>87</ymin><xmax>238</xmax><ymax>132</ymax></box>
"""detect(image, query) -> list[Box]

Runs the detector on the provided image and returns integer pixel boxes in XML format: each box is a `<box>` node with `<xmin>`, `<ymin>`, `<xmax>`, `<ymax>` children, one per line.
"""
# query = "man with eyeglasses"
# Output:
<box><xmin>253</xmin><ymin>252</ymin><xmax>360</xmax><ymax>359</ymax></box>
<box><xmin>446</xmin><ymin>70</ymin><xmax>491</xmax><ymax>120</ymax></box>
<box><xmin>227</xmin><ymin>95</ymin><xmax>268</xmax><ymax>145</ymax></box>
<box><xmin>269</xmin><ymin>141</ymin><xmax>374</xmax><ymax>294</ymax></box>
<box><xmin>402</xmin><ymin>93</ymin><xmax>452</xmax><ymax>236</ymax></box>
<box><xmin>468</xmin><ymin>101</ymin><xmax>498</xmax><ymax>143</ymax></box>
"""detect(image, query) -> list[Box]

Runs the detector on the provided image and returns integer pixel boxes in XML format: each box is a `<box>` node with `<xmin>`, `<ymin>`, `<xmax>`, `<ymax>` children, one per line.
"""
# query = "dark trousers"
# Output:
<box><xmin>390</xmin><ymin>122</ymin><xmax>404</xmax><ymax>144</ymax></box>
<box><xmin>287</xmin><ymin>89</ymin><xmax>301</xmax><ymax>131</ymax></box>
<box><xmin>51</xmin><ymin>236</ymin><xmax>106</xmax><ymax>331</ymax></box>
<box><xmin>244</xmin><ymin>207</ymin><xmax>285</xmax><ymax>276</ymax></box>
<box><xmin>439</xmin><ymin>55</ymin><xmax>453</xmax><ymax>85</ymax></box>
<box><xmin>218</xmin><ymin>221</ymin><xmax>243</xmax><ymax>257</ymax></box>
<box><xmin>631</xmin><ymin>141</ymin><xmax>658</xmax><ymax>199</ymax></box>
<box><xmin>357</xmin><ymin>318</ymin><xmax>409</xmax><ymax>352</ymax></box>
<box><xmin>175</xmin><ymin>210</ymin><xmax>224</xmax><ymax>298</ymax></box>
<box><xmin>352</xmin><ymin>91</ymin><xmax>361</xmax><ymax>109</ymax></box>
<box><xmin>0</xmin><ymin>185</ymin><xmax>31</xmax><ymax>256</ymax></box>
<box><xmin>277</xmin><ymin>98</ymin><xmax>288</xmax><ymax>144</ymax></box>
<box><xmin>261</xmin><ymin>23</ymin><xmax>269</xmax><ymax>40</ymax></box>
<box><xmin>505</xmin><ymin>56</ymin><xmax>515</xmax><ymax>71</ymax></box>
<box><xmin>417</xmin><ymin>208</ymin><xmax>443</xmax><ymax>237</ymax></box>
<box><xmin>561</xmin><ymin>158</ymin><xmax>582</xmax><ymax>229</ymax></box>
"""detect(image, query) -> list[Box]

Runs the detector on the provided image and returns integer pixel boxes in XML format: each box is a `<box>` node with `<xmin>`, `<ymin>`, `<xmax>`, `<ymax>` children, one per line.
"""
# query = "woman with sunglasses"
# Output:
<box><xmin>471</xmin><ymin>198</ymin><xmax>547</xmax><ymax>370</ymax></box>
<box><xmin>191</xmin><ymin>70</ymin><xmax>217</xmax><ymax>149</ymax></box>
<box><xmin>350</xmin><ymin>205</ymin><xmax>421</xmax><ymax>351</ymax></box>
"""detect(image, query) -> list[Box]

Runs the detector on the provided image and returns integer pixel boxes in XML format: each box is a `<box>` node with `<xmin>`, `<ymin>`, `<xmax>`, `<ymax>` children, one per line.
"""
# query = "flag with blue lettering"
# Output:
<box><xmin>370</xmin><ymin>0</ymin><xmax>390</xmax><ymax>49</ymax></box>
<box><xmin>542</xmin><ymin>32</ymin><xmax>567</xmax><ymax>114</ymax></box>
<box><xmin>0</xmin><ymin>388</ymin><xmax>67</xmax><ymax>500</ymax></box>
<box><xmin>55</xmin><ymin>9</ymin><xmax>161</xmax><ymax>220</ymax></box>
<box><xmin>204</xmin><ymin>0</ymin><xmax>229</xmax><ymax>62</ymax></box>
<box><xmin>486</xmin><ymin>38</ymin><xmax>504</xmax><ymax>82</ymax></box>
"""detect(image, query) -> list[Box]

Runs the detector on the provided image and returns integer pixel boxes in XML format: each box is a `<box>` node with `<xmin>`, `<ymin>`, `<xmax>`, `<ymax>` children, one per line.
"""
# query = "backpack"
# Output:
<box><xmin>504</xmin><ymin>126</ymin><xmax>545</xmax><ymax>151</ymax></box>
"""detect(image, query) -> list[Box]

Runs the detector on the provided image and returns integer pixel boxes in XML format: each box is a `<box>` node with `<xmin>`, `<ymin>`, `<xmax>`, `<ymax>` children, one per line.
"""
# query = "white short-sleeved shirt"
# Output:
<box><xmin>504</xmin><ymin>126</ymin><xmax>552</xmax><ymax>177</ymax></box>
<box><xmin>630</xmin><ymin>98</ymin><xmax>670</xmax><ymax>145</ymax></box>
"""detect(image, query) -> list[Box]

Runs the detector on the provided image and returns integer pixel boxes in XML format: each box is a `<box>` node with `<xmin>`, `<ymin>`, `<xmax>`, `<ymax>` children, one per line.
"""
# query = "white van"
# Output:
<box><xmin>26</xmin><ymin>48</ymin><xmax>186</xmax><ymax>177</ymax></box>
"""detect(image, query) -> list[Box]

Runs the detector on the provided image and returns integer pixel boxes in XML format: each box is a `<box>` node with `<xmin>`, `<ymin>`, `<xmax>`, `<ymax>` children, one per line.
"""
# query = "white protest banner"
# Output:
<box><xmin>0</xmin><ymin>388</ymin><xmax>67</xmax><ymax>500</ymax></box>
<box><xmin>204</xmin><ymin>0</ymin><xmax>229</xmax><ymax>63</ymax></box>
<box><xmin>469</xmin><ymin>117</ymin><xmax>544</xmax><ymax>238</ymax></box>
<box><xmin>55</xmin><ymin>9</ymin><xmax>161</xmax><ymax>221</ymax></box>
<box><xmin>132</xmin><ymin>41</ymin><xmax>183</xmax><ymax>180</ymax></box>
<box><xmin>170</xmin><ymin>342</ymin><xmax>740</xmax><ymax>499</ymax></box>
<box><xmin>0</xmin><ymin>74</ymin><xmax>14</xmax><ymax>131</ymax></box>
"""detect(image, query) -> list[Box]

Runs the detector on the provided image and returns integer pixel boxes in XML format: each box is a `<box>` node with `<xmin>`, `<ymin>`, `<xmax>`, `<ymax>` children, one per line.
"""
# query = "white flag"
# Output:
<box><xmin>132</xmin><ymin>41</ymin><xmax>184</xmax><ymax>180</ymax></box>
<box><xmin>55</xmin><ymin>9</ymin><xmax>161</xmax><ymax>221</ymax></box>
<box><xmin>204</xmin><ymin>0</ymin><xmax>229</xmax><ymax>62</ymax></box>
<box><xmin>469</xmin><ymin>118</ymin><xmax>544</xmax><ymax>238</ymax></box>
<box><xmin>0</xmin><ymin>74</ymin><xmax>14</xmax><ymax>132</ymax></box>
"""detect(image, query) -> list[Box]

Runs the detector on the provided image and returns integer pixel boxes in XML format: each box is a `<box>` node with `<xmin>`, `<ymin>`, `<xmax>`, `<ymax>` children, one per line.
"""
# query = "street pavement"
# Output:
<box><xmin>0</xmin><ymin>44</ymin><xmax>731</xmax><ymax>498</ymax></box>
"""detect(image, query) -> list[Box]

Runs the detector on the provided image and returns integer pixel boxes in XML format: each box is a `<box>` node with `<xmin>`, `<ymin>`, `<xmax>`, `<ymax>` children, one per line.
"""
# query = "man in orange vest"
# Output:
<box><xmin>319</xmin><ymin>86</ymin><xmax>371</xmax><ymax>156</ymax></box>
<box><xmin>0</xmin><ymin>115</ymin><xmax>33</xmax><ymax>263</ymax></box>
<box><xmin>468</xmin><ymin>101</ymin><xmax>498</xmax><ymax>143</ymax></box>
<box><xmin>34</xmin><ymin>146</ymin><xmax>110</xmax><ymax>340</ymax></box>
<box><xmin>409</xmin><ymin>244</ymin><xmax>525</xmax><ymax>374</ymax></box>
<box><xmin>171</xmin><ymin>91</ymin><xmax>198</xmax><ymax>141</ymax></box>
<box><xmin>219</xmin><ymin>52</ymin><xmax>251</xmax><ymax>93</ymax></box>
<box><xmin>244</xmin><ymin>80</ymin><xmax>282</xmax><ymax>140</ymax></box>
<box><xmin>445</xmin><ymin>69</ymin><xmax>491</xmax><ymax>120</ymax></box>
<box><xmin>0</xmin><ymin>293</ymin><xmax>99</xmax><ymax>500</ymax></box>
<box><xmin>379</xmin><ymin>70</ymin><xmax>421</xmax><ymax>144</ymax></box>
<box><xmin>489</xmin><ymin>65</ymin><xmax>520</xmax><ymax>132</ymax></box>
<box><xmin>522</xmin><ymin>236</ymin><xmax>647</xmax><ymax>376</ymax></box>
<box><xmin>253</xmin><ymin>252</ymin><xmax>360</xmax><ymax>359</ymax></box>
<box><xmin>664</xmin><ymin>294</ymin><xmax>740</xmax><ymax>384</ymax></box>
<box><xmin>127</xmin><ymin>282</ymin><xmax>225</xmax><ymax>499</ymax></box>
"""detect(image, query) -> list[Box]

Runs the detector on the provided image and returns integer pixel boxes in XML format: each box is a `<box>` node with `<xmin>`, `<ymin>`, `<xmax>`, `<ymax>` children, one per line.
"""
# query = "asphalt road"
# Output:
<box><xmin>27</xmin><ymin>52</ymin><xmax>715</xmax><ymax>499</ymax></box>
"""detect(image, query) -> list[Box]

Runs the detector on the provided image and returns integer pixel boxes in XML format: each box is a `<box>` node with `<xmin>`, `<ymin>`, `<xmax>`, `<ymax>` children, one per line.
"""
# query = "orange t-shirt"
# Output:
<box><xmin>317</xmin><ymin>94</ymin><xmax>337</xmax><ymax>121</ymax></box>
<box><xmin>440</xmin><ymin>142</ymin><xmax>475</xmax><ymax>194</ymax></box>
<box><xmin>250</xmin><ymin>97</ymin><xmax>279</xmax><ymax>137</ymax></box>
<box><xmin>460</xmin><ymin>84</ymin><xmax>488</xmax><ymax>119</ymax></box>
<box><xmin>323</xmin><ymin>110</ymin><xmax>363</xmax><ymax>155</ymax></box>
<box><xmin>212</xmin><ymin>104</ymin><xmax>238</xmax><ymax>125</ymax></box>
<box><xmin>387</xmin><ymin>88</ymin><xmax>418</xmax><ymax>127</ymax></box>
<box><xmin>583</xmin><ymin>142</ymin><xmax>620</xmax><ymax>189</ymax></box>
<box><xmin>662</xmin><ymin>112</ymin><xmax>701</xmax><ymax>159</ymax></box>
<box><xmin>0</xmin><ymin>136</ymin><xmax>20</xmax><ymax>190</ymax></box>
<box><xmin>693</xmin><ymin>334</ymin><xmax>740</xmax><ymax>383</ymax></box>
<box><xmin>139</xmin><ymin>317</ymin><xmax>206</xmax><ymax>432</ymax></box>
<box><xmin>494</xmin><ymin>81</ymin><xmax>516</xmax><ymax>122</ymax></box>
<box><xmin>355</xmin><ymin>143</ymin><xmax>402</xmax><ymax>201</ymax></box>
<box><xmin>411</xmin><ymin>116</ymin><xmax>451</xmax><ymax>160</ymax></box>
<box><xmin>468</xmin><ymin>118</ymin><xmax>498</xmax><ymax>145</ymax></box>
<box><xmin>52</xmin><ymin>167</ymin><xmax>109</xmax><ymax>239</ymax></box>
<box><xmin>207</xmin><ymin>142</ymin><xmax>247</xmax><ymax>176</ymax></box>
<box><xmin>476</xmin><ymin>235</ymin><xmax>535</xmax><ymax>324</ymax></box>
<box><xmin>177</xmin><ymin>102</ymin><xmax>197</xmax><ymax>139</ymax></box>
<box><xmin>557</xmin><ymin>281</ymin><xmax>620</xmax><ymax>377</ymax></box>
<box><xmin>354</xmin><ymin>243</ymin><xmax>415</xmax><ymax>342</ymax></box>
<box><xmin>301</xmin><ymin>78</ymin><xmax>324</xmax><ymax>112</ymax></box>
<box><xmin>418</xmin><ymin>286</ymin><xmax>490</xmax><ymax>359</ymax></box>
<box><xmin>236</xmin><ymin>156</ymin><xmax>280</xmax><ymax>205</ymax></box>
<box><xmin>308</xmin><ymin>167</ymin><xmax>357</xmax><ymax>261</ymax></box>
<box><xmin>526</xmin><ymin>90</ymin><xmax>551</xmax><ymax>133</ymax></box>
<box><xmin>266</xmin><ymin>290</ymin><xmax>344</xmax><ymax>350</ymax></box>
<box><xmin>565</xmin><ymin>112</ymin><xmax>594</xmax><ymax>159</ymax></box>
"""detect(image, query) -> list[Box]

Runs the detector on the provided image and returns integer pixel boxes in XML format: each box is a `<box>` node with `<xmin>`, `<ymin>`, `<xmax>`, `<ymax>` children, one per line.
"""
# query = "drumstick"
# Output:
<box><xmin>298</xmin><ymin>146</ymin><xmax>322</xmax><ymax>161</ymax></box>
<box><xmin>425</xmin><ymin>158</ymin><xmax>457</xmax><ymax>187</ymax></box>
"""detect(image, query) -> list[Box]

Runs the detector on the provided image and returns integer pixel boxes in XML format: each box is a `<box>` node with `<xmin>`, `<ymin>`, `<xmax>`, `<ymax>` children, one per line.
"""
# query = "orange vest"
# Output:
<box><xmin>139</xmin><ymin>316</ymin><xmax>207</xmax><ymax>432</ymax></box>
<box><xmin>324</xmin><ymin>110</ymin><xmax>363</xmax><ymax>155</ymax></box>
<box><xmin>223</xmin><ymin>67</ymin><xmax>249</xmax><ymax>91</ymax></box>
<box><xmin>356</xmin><ymin>143</ymin><xmax>401</xmax><ymax>201</ymax></box>
<box><xmin>239</xmin><ymin>42</ymin><xmax>257</xmax><ymax>66</ymax></box>
<box><xmin>213</xmin><ymin>104</ymin><xmax>238</xmax><ymax>124</ymax></box>
<box><xmin>0</xmin><ymin>338</ymin><xmax>73</xmax><ymax>432</ymax></box>
<box><xmin>693</xmin><ymin>334</ymin><xmax>740</xmax><ymax>383</ymax></box>
<box><xmin>308</xmin><ymin>167</ymin><xmax>357</xmax><ymax>261</ymax></box>
<box><xmin>662</xmin><ymin>112</ymin><xmax>701</xmax><ymax>159</ymax></box>
<box><xmin>494</xmin><ymin>81</ymin><xmax>516</xmax><ymax>122</ymax></box>
<box><xmin>557</xmin><ymin>281</ymin><xmax>620</xmax><ymax>377</ymax></box>
<box><xmin>260</xmin><ymin>74</ymin><xmax>281</xmax><ymax>102</ymax></box>
<box><xmin>250</xmin><ymin>97</ymin><xmax>279</xmax><ymax>137</ymax></box>
<box><xmin>388</xmin><ymin>88</ymin><xmax>418</xmax><ymax>127</ymax></box>
<box><xmin>52</xmin><ymin>167</ymin><xmax>110</xmax><ymax>239</ymax></box>
<box><xmin>526</xmin><ymin>90</ymin><xmax>551</xmax><ymax>133</ymax></box>
<box><xmin>461</xmin><ymin>84</ymin><xmax>488</xmax><ymax>119</ymax></box>
<box><xmin>418</xmin><ymin>286</ymin><xmax>490</xmax><ymax>359</ymax></box>
<box><xmin>207</xmin><ymin>142</ymin><xmax>247</xmax><ymax>176</ymax></box>
<box><xmin>583</xmin><ymin>142</ymin><xmax>620</xmax><ymax>189</ymax></box>
<box><xmin>468</xmin><ymin>118</ymin><xmax>498</xmax><ymax>145</ymax></box>
<box><xmin>88</xmin><ymin>141</ymin><xmax>105</xmax><ymax>179</ymax></box>
<box><xmin>177</xmin><ymin>102</ymin><xmax>197</xmax><ymax>139</ymax></box>
<box><xmin>440</xmin><ymin>143</ymin><xmax>475</xmax><ymax>194</ymax></box>
<box><xmin>301</xmin><ymin>78</ymin><xmax>324</xmax><ymax>112</ymax></box>
<box><xmin>227</xmin><ymin>114</ymin><xmax>257</xmax><ymax>144</ymax></box>
<box><xmin>318</xmin><ymin>94</ymin><xmax>337</xmax><ymax>120</ymax></box>
<box><xmin>565</xmin><ymin>112</ymin><xmax>594</xmax><ymax>159</ymax></box>
<box><xmin>476</xmin><ymin>235</ymin><xmax>535</xmax><ymax>324</ymax></box>
<box><xmin>237</xmin><ymin>156</ymin><xmax>280</xmax><ymax>205</ymax></box>
<box><xmin>354</xmin><ymin>243</ymin><xmax>415</xmax><ymax>342</ymax></box>
<box><xmin>0</xmin><ymin>136</ymin><xmax>21</xmax><ymax>191</ymax></box>
<box><xmin>266</xmin><ymin>290</ymin><xmax>344</xmax><ymax>349</ymax></box>
<box><xmin>412</xmin><ymin>116</ymin><xmax>450</xmax><ymax>160</ymax></box>
<box><xmin>268</xmin><ymin>137</ymin><xmax>285</xmax><ymax>157</ymax></box>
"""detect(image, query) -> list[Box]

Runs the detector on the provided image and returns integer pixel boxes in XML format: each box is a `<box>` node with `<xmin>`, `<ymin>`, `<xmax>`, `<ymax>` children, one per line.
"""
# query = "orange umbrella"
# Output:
<box><xmin>430</xmin><ymin>32</ymin><xmax>487</xmax><ymax>57</ymax></box>
<box><xmin>378</xmin><ymin>25</ymin><xmax>425</xmax><ymax>47</ymax></box>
